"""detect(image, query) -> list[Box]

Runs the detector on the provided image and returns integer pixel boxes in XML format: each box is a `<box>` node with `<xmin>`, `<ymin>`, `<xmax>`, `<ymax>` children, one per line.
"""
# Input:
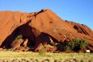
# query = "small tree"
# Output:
<box><xmin>67</xmin><ymin>38</ymin><xmax>88</xmax><ymax>52</ymax></box>
<box><xmin>79</xmin><ymin>39</ymin><xmax>88</xmax><ymax>52</ymax></box>
<box><xmin>56</xmin><ymin>38</ymin><xmax>88</xmax><ymax>52</ymax></box>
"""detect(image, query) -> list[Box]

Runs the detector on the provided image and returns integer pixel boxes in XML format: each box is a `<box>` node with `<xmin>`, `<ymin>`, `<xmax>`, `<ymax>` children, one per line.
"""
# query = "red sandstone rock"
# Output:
<box><xmin>0</xmin><ymin>9</ymin><xmax>93</xmax><ymax>52</ymax></box>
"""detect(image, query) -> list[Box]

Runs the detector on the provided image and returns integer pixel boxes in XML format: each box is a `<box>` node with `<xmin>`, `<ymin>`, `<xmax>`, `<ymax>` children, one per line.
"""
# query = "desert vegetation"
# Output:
<box><xmin>0</xmin><ymin>38</ymin><xmax>91</xmax><ymax>62</ymax></box>
<box><xmin>0</xmin><ymin>9</ymin><xmax>93</xmax><ymax>62</ymax></box>
<box><xmin>15</xmin><ymin>34</ymin><xmax>23</xmax><ymax>40</ymax></box>
<box><xmin>56</xmin><ymin>38</ymin><xmax>88</xmax><ymax>52</ymax></box>
<box><xmin>0</xmin><ymin>51</ymin><xmax>93</xmax><ymax>62</ymax></box>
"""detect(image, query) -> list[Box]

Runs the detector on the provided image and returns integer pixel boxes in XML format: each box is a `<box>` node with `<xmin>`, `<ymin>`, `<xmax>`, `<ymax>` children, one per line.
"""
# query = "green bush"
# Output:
<box><xmin>15</xmin><ymin>35</ymin><xmax>23</xmax><ymax>40</ymax></box>
<box><xmin>66</xmin><ymin>38</ymin><xmax>88</xmax><ymax>52</ymax></box>
<box><xmin>56</xmin><ymin>38</ymin><xmax>88</xmax><ymax>52</ymax></box>
<box><xmin>56</xmin><ymin>42</ymin><xmax>66</xmax><ymax>51</ymax></box>
<box><xmin>38</xmin><ymin>46</ymin><xmax>46</xmax><ymax>56</ymax></box>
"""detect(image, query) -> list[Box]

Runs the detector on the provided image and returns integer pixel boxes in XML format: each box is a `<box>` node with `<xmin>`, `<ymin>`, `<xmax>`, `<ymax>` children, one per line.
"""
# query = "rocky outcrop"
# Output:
<box><xmin>0</xmin><ymin>9</ymin><xmax>93</xmax><ymax>52</ymax></box>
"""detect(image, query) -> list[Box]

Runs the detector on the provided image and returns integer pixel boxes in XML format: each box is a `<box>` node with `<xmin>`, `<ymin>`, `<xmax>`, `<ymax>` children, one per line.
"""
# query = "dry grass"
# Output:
<box><xmin>0</xmin><ymin>51</ymin><xmax>93</xmax><ymax>62</ymax></box>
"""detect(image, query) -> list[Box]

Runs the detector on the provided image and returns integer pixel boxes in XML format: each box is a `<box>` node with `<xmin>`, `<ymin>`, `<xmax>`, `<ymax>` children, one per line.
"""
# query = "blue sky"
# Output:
<box><xmin>0</xmin><ymin>0</ymin><xmax>93</xmax><ymax>29</ymax></box>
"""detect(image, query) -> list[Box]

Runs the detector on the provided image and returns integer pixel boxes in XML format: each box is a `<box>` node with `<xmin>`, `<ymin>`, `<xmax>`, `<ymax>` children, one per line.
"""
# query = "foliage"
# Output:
<box><xmin>67</xmin><ymin>38</ymin><xmax>88</xmax><ymax>52</ymax></box>
<box><xmin>56</xmin><ymin>42</ymin><xmax>68</xmax><ymax>51</ymax></box>
<box><xmin>56</xmin><ymin>38</ymin><xmax>88</xmax><ymax>52</ymax></box>
<box><xmin>15</xmin><ymin>35</ymin><xmax>23</xmax><ymax>40</ymax></box>
<box><xmin>38</xmin><ymin>44</ymin><xmax>46</xmax><ymax>56</ymax></box>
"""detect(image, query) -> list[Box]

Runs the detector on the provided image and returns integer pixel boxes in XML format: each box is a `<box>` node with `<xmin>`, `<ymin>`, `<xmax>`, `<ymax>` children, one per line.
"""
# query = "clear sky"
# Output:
<box><xmin>0</xmin><ymin>0</ymin><xmax>93</xmax><ymax>29</ymax></box>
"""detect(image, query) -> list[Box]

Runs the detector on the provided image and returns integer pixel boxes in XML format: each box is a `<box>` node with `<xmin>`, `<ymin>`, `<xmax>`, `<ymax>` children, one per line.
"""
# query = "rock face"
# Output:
<box><xmin>0</xmin><ymin>9</ymin><xmax>93</xmax><ymax>52</ymax></box>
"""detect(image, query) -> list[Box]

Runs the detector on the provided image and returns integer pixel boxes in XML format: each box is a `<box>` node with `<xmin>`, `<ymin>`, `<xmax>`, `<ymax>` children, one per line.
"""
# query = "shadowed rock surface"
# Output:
<box><xmin>0</xmin><ymin>9</ymin><xmax>93</xmax><ymax>52</ymax></box>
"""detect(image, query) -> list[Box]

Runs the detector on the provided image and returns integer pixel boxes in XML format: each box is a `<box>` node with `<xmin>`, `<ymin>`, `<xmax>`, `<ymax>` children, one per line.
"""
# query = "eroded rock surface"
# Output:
<box><xmin>0</xmin><ymin>9</ymin><xmax>93</xmax><ymax>52</ymax></box>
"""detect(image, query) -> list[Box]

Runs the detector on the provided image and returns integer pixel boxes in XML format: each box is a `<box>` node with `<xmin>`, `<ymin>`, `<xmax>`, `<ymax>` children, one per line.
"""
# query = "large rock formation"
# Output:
<box><xmin>0</xmin><ymin>9</ymin><xmax>93</xmax><ymax>52</ymax></box>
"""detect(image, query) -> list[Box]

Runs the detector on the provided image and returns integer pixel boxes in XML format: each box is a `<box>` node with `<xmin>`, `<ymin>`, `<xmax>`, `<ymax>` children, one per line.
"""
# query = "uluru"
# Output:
<box><xmin>0</xmin><ymin>9</ymin><xmax>93</xmax><ymax>52</ymax></box>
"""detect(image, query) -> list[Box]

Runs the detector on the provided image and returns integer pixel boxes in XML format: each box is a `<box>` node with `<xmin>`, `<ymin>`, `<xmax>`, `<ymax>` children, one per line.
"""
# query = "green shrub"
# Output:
<box><xmin>56</xmin><ymin>38</ymin><xmax>88</xmax><ymax>52</ymax></box>
<box><xmin>38</xmin><ymin>44</ymin><xmax>46</xmax><ymax>56</ymax></box>
<box><xmin>67</xmin><ymin>38</ymin><xmax>88</xmax><ymax>52</ymax></box>
<box><xmin>15</xmin><ymin>35</ymin><xmax>23</xmax><ymax>40</ymax></box>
